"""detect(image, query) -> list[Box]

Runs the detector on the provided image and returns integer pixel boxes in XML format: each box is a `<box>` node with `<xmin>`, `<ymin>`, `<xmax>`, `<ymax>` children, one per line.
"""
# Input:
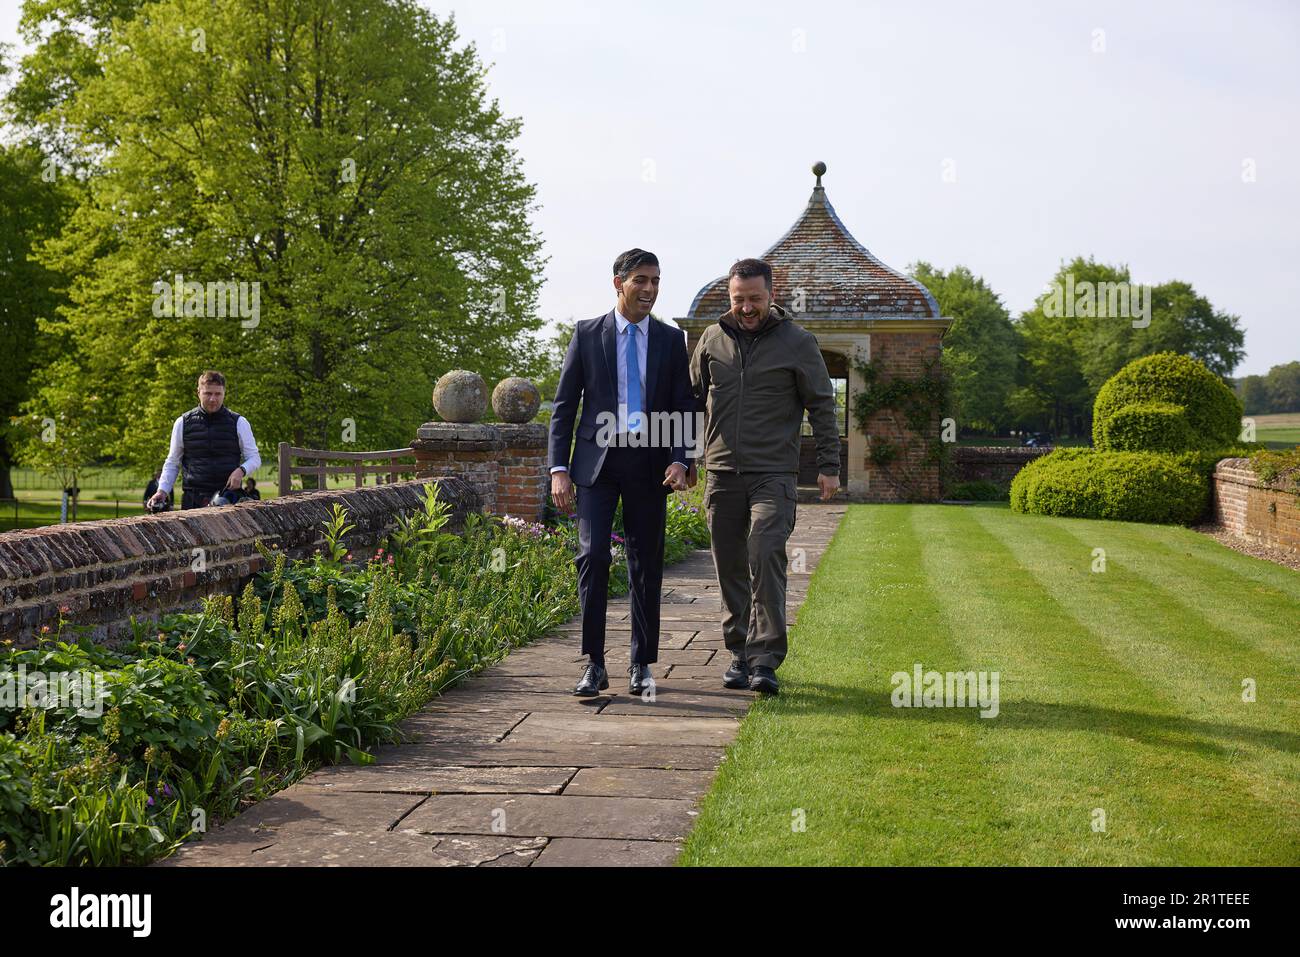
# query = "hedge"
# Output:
<box><xmin>1010</xmin><ymin>448</ymin><xmax>1210</xmax><ymax>525</ymax></box>
<box><xmin>1093</xmin><ymin>352</ymin><xmax>1242</xmax><ymax>450</ymax></box>
<box><xmin>1096</xmin><ymin>400</ymin><xmax>1196</xmax><ymax>452</ymax></box>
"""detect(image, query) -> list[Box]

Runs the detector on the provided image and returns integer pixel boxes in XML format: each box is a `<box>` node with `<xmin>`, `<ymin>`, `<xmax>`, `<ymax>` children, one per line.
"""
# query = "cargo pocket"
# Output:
<box><xmin>784</xmin><ymin>476</ymin><xmax>798</xmax><ymax>534</ymax></box>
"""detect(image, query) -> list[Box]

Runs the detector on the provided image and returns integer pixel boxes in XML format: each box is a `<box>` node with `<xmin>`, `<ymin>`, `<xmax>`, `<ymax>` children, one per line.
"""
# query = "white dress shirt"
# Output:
<box><xmin>551</xmin><ymin>310</ymin><xmax>688</xmax><ymax>475</ymax></box>
<box><xmin>159</xmin><ymin>410</ymin><xmax>262</xmax><ymax>493</ymax></box>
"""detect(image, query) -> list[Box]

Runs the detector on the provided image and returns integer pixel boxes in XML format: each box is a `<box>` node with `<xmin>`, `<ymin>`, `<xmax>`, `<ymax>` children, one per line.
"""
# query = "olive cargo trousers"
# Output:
<box><xmin>704</xmin><ymin>470</ymin><xmax>798</xmax><ymax>671</ymax></box>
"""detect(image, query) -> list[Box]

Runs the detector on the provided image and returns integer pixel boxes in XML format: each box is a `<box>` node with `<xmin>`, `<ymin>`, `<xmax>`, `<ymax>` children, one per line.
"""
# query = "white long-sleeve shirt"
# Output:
<box><xmin>159</xmin><ymin>410</ymin><xmax>262</xmax><ymax>493</ymax></box>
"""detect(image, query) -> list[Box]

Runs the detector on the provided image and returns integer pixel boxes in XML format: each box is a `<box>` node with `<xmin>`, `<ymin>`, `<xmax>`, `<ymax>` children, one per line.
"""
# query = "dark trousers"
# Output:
<box><xmin>574</xmin><ymin>444</ymin><xmax>667</xmax><ymax>665</ymax></box>
<box><xmin>705</xmin><ymin>470</ymin><xmax>798</xmax><ymax>670</ymax></box>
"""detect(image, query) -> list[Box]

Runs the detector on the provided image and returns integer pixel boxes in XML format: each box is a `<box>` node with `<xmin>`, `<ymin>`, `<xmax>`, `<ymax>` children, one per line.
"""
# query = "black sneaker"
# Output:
<box><xmin>723</xmin><ymin>654</ymin><xmax>750</xmax><ymax>690</ymax></box>
<box><xmin>749</xmin><ymin>665</ymin><xmax>779</xmax><ymax>695</ymax></box>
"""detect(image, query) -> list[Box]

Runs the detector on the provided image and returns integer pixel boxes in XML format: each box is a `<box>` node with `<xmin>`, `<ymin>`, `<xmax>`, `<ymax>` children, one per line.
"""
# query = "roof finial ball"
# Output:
<box><xmin>812</xmin><ymin>161</ymin><xmax>827</xmax><ymax>188</ymax></box>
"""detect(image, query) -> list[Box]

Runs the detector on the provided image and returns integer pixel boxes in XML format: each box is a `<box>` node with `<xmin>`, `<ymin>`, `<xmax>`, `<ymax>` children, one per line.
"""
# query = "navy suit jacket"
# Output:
<box><xmin>548</xmin><ymin>311</ymin><xmax>698</xmax><ymax>488</ymax></box>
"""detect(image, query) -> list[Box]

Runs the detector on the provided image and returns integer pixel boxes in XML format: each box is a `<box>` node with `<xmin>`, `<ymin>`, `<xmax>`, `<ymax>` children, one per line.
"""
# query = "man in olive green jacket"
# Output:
<box><xmin>689</xmin><ymin>258</ymin><xmax>841</xmax><ymax>695</ymax></box>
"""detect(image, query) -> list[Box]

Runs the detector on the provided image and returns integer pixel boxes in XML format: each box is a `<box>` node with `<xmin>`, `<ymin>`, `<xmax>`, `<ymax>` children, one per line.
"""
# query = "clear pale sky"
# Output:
<box><xmin>3</xmin><ymin>0</ymin><xmax>1296</xmax><ymax>376</ymax></box>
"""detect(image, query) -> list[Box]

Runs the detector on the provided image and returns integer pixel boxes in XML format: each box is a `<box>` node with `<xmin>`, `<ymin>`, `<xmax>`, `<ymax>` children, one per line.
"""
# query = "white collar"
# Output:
<box><xmin>615</xmin><ymin>309</ymin><xmax>647</xmax><ymax>335</ymax></box>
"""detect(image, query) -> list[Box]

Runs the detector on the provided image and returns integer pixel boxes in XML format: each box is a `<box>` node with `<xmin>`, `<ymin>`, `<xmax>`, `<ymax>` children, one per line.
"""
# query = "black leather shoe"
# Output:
<box><xmin>723</xmin><ymin>654</ymin><xmax>750</xmax><ymax>689</ymax></box>
<box><xmin>573</xmin><ymin>661</ymin><xmax>609</xmax><ymax>697</ymax></box>
<box><xmin>629</xmin><ymin>663</ymin><xmax>653</xmax><ymax>695</ymax></box>
<box><xmin>749</xmin><ymin>665</ymin><xmax>779</xmax><ymax>695</ymax></box>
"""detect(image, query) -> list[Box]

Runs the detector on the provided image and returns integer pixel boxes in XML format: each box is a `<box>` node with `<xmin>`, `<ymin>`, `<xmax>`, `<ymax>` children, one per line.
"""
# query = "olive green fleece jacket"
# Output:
<box><xmin>688</xmin><ymin>303</ymin><xmax>841</xmax><ymax>476</ymax></box>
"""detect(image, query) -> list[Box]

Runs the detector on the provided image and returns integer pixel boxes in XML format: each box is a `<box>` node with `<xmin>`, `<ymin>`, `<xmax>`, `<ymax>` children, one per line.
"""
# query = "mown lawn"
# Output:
<box><xmin>680</xmin><ymin>503</ymin><xmax>1300</xmax><ymax>866</ymax></box>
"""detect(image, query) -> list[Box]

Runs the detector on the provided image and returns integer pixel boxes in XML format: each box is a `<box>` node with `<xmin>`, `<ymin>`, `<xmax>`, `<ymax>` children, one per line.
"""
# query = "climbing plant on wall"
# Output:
<box><xmin>851</xmin><ymin>355</ymin><xmax>953</xmax><ymax>501</ymax></box>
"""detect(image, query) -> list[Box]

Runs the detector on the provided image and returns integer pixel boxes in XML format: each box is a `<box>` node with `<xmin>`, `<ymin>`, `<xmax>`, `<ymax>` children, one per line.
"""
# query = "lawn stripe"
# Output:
<box><xmin>1128</xmin><ymin>521</ymin><xmax>1300</xmax><ymax>602</ymax></box>
<box><xmin>681</xmin><ymin>505</ymin><xmax>1002</xmax><ymax>865</ymax></box>
<box><xmin>1049</xmin><ymin>518</ymin><xmax>1300</xmax><ymax>675</ymax></box>
<box><xmin>684</xmin><ymin>504</ymin><xmax>1300</xmax><ymax>866</ymax></box>
<box><xmin>970</xmin><ymin>508</ymin><xmax>1300</xmax><ymax>862</ymax></box>
<box><xmin>912</xmin><ymin>506</ymin><xmax>1243</xmax><ymax>864</ymax></box>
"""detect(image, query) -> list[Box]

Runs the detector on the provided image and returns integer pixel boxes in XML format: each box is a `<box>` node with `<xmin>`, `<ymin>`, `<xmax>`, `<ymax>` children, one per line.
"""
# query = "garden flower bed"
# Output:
<box><xmin>0</xmin><ymin>485</ymin><xmax>709</xmax><ymax>866</ymax></box>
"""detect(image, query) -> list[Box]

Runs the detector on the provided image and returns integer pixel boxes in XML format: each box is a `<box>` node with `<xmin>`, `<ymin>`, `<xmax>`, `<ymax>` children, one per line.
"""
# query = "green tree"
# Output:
<box><xmin>6</xmin><ymin>0</ymin><xmax>147</xmax><ymax>162</ymax></box>
<box><xmin>1081</xmin><ymin>276</ymin><xmax>1244</xmax><ymax>388</ymax></box>
<box><xmin>28</xmin><ymin>0</ymin><xmax>546</xmax><ymax>475</ymax></box>
<box><xmin>11</xmin><ymin>366</ymin><xmax>114</xmax><ymax>520</ymax></box>
<box><xmin>910</xmin><ymin>262</ymin><xmax>1017</xmax><ymax>433</ymax></box>
<box><xmin>1015</xmin><ymin>257</ymin><xmax>1245</xmax><ymax>437</ymax></box>
<box><xmin>1264</xmin><ymin>361</ymin><xmax>1300</xmax><ymax>413</ymax></box>
<box><xmin>531</xmin><ymin>319</ymin><xmax>578</xmax><ymax>419</ymax></box>
<box><xmin>1010</xmin><ymin>307</ymin><xmax>1091</xmax><ymax>437</ymax></box>
<box><xmin>1236</xmin><ymin>375</ymin><xmax>1271</xmax><ymax>415</ymax></box>
<box><xmin>0</xmin><ymin>133</ymin><xmax>74</xmax><ymax>500</ymax></box>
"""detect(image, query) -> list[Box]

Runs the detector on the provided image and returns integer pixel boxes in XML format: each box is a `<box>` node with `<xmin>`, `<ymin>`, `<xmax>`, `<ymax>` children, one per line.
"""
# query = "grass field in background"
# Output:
<box><xmin>680</xmin><ymin>503</ymin><xmax>1300</xmax><ymax>866</ymax></box>
<box><xmin>1249</xmin><ymin>412</ymin><xmax>1300</xmax><ymax>449</ymax></box>
<box><xmin>0</xmin><ymin>466</ymin><xmax>400</xmax><ymax>531</ymax></box>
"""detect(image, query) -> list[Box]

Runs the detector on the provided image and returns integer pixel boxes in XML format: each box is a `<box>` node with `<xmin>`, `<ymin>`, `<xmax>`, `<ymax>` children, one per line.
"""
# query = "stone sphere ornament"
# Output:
<box><xmin>492</xmin><ymin>377</ymin><xmax>541</xmax><ymax>423</ymax></box>
<box><xmin>432</xmin><ymin>370</ymin><xmax>488</xmax><ymax>423</ymax></box>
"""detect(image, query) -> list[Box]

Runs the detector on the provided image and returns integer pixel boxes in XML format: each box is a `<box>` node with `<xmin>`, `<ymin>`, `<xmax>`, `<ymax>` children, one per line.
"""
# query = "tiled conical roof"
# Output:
<box><xmin>686</xmin><ymin>163</ymin><xmax>939</xmax><ymax>320</ymax></box>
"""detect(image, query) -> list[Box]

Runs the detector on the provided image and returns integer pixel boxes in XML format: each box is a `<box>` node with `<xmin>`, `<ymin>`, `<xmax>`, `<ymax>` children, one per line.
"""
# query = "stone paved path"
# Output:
<box><xmin>161</xmin><ymin>502</ymin><xmax>847</xmax><ymax>867</ymax></box>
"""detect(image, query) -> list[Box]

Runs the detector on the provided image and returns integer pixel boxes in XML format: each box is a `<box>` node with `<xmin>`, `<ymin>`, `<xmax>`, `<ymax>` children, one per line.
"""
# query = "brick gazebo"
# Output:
<box><xmin>675</xmin><ymin>163</ymin><xmax>953</xmax><ymax>502</ymax></box>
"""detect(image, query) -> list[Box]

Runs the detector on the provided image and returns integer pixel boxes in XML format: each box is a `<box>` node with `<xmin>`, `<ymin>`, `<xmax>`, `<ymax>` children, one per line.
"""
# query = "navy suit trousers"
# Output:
<box><xmin>574</xmin><ymin>444</ymin><xmax>666</xmax><ymax>664</ymax></box>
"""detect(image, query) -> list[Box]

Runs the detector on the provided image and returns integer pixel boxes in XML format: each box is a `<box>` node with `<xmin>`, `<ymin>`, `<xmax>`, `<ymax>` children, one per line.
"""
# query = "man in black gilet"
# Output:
<box><xmin>148</xmin><ymin>370</ymin><xmax>262</xmax><ymax>510</ymax></box>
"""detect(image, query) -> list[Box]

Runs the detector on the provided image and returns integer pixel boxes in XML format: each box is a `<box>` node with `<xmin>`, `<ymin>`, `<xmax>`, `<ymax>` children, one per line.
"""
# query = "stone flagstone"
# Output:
<box><xmin>160</xmin><ymin>503</ymin><xmax>845</xmax><ymax>867</ymax></box>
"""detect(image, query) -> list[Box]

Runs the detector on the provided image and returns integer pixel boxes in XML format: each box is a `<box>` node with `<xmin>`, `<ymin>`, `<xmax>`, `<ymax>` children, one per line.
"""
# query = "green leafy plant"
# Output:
<box><xmin>321</xmin><ymin>504</ymin><xmax>356</xmax><ymax>566</ymax></box>
<box><xmin>1248</xmin><ymin>446</ymin><xmax>1300</xmax><ymax>497</ymax></box>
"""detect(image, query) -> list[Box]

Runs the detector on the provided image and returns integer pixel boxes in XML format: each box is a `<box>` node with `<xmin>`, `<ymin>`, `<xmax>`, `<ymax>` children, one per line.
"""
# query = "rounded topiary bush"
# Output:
<box><xmin>1096</xmin><ymin>400</ymin><xmax>1195</xmax><ymax>452</ymax></box>
<box><xmin>1009</xmin><ymin>447</ymin><xmax>1090</xmax><ymax>513</ymax></box>
<box><xmin>1092</xmin><ymin>352</ymin><xmax>1241</xmax><ymax>451</ymax></box>
<box><xmin>1010</xmin><ymin>448</ymin><xmax>1210</xmax><ymax>525</ymax></box>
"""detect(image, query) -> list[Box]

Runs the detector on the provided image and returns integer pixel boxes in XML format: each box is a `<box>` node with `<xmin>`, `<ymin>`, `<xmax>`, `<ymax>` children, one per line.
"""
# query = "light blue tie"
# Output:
<box><xmin>626</xmin><ymin>323</ymin><xmax>643</xmax><ymax>432</ymax></box>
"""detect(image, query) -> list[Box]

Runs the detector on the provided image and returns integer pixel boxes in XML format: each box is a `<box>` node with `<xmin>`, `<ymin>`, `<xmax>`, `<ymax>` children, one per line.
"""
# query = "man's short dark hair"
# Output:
<box><xmin>198</xmin><ymin>370</ymin><xmax>226</xmax><ymax>388</ymax></box>
<box><xmin>728</xmin><ymin>258</ymin><xmax>772</xmax><ymax>291</ymax></box>
<box><xmin>613</xmin><ymin>248</ymin><xmax>659</xmax><ymax>281</ymax></box>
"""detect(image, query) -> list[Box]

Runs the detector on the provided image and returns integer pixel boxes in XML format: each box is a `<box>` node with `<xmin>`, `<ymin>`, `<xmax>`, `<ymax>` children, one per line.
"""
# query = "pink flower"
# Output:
<box><xmin>386</xmin><ymin>555</ymin><xmax>394</xmax><ymax>565</ymax></box>
<box><xmin>59</xmin><ymin>604</ymin><xmax>71</xmax><ymax>615</ymax></box>
<box><xmin>40</xmin><ymin>625</ymin><xmax>50</xmax><ymax>634</ymax></box>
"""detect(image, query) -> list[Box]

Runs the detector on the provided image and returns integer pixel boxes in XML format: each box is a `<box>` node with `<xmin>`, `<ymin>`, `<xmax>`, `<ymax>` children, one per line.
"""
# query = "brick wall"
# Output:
<box><xmin>496</xmin><ymin>423</ymin><xmax>549</xmax><ymax>521</ymax></box>
<box><xmin>412</xmin><ymin>423</ymin><xmax>503</xmax><ymax>515</ymax></box>
<box><xmin>1213</xmin><ymin>458</ymin><xmax>1300</xmax><ymax>552</ymax></box>
<box><xmin>861</xmin><ymin>331</ymin><xmax>945</xmax><ymax>503</ymax></box>
<box><xmin>411</xmin><ymin>421</ymin><xmax>549</xmax><ymax>522</ymax></box>
<box><xmin>0</xmin><ymin>478</ymin><xmax>479</xmax><ymax>647</ymax></box>
<box><xmin>950</xmin><ymin>446</ymin><xmax>1052</xmax><ymax>488</ymax></box>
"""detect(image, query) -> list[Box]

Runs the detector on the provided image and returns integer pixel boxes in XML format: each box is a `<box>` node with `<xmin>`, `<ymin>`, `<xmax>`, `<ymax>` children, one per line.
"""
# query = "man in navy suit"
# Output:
<box><xmin>549</xmin><ymin>249</ymin><xmax>699</xmax><ymax>697</ymax></box>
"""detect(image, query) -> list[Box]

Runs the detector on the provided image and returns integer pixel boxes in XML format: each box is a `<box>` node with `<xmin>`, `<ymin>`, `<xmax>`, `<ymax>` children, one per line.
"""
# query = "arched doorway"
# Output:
<box><xmin>799</xmin><ymin>349</ymin><xmax>849</xmax><ymax>485</ymax></box>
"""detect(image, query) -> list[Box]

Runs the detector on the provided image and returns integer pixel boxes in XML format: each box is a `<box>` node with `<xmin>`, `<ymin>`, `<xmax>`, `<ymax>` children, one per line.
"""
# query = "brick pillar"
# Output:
<box><xmin>862</xmin><ymin>331</ymin><xmax>946</xmax><ymax>503</ymax></box>
<box><xmin>411</xmin><ymin>422</ymin><xmax>504</xmax><ymax>514</ymax></box>
<box><xmin>496</xmin><ymin>423</ymin><xmax>549</xmax><ymax>522</ymax></box>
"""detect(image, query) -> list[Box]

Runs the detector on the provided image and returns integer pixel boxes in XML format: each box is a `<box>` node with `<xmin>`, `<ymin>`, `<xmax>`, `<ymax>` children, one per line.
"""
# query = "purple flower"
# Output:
<box><xmin>147</xmin><ymin>796</ymin><xmax>155</xmax><ymax>806</ymax></box>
